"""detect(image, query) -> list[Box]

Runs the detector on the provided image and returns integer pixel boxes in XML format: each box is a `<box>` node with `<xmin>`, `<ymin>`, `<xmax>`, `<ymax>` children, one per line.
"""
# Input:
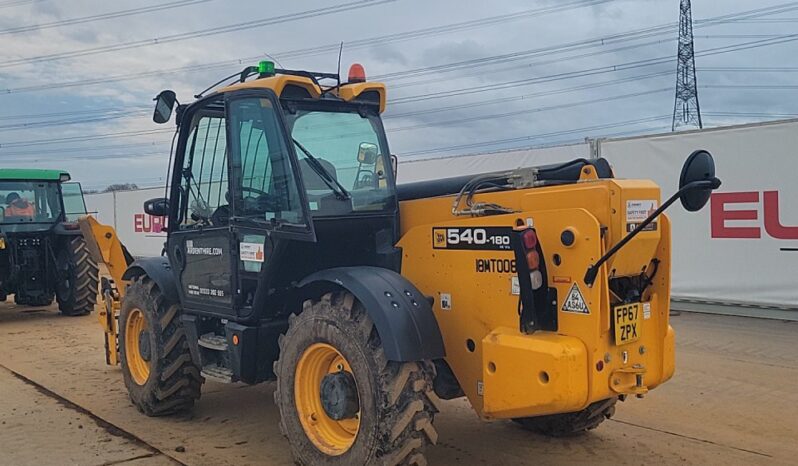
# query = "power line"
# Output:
<box><xmin>0</xmin><ymin>0</ymin><xmax>397</xmax><ymax>70</ymax></box>
<box><xmin>388</xmin><ymin>88</ymin><xmax>671</xmax><ymax>132</ymax></box>
<box><xmin>388</xmin><ymin>33</ymin><xmax>798</xmax><ymax>106</ymax></box>
<box><xmin>0</xmin><ymin>128</ymin><xmax>173</xmax><ymax>148</ymax></box>
<box><xmin>0</xmin><ymin>0</ymin><xmax>213</xmax><ymax>36</ymax></box>
<box><xmin>0</xmin><ymin>0</ymin><xmax>45</xmax><ymax>9</ymax></box>
<box><xmin>386</xmin><ymin>72</ymin><xmax>672</xmax><ymax>119</ymax></box>
<box><xmin>0</xmin><ymin>140</ymin><xmax>170</xmax><ymax>157</ymax></box>
<box><xmin>0</xmin><ymin>109</ymin><xmax>150</xmax><ymax>131</ymax></box>
<box><xmin>400</xmin><ymin>115</ymin><xmax>671</xmax><ymax>157</ymax></box>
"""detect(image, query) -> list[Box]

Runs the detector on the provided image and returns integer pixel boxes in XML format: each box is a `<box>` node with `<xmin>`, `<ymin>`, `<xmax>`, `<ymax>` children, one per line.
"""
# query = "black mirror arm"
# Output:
<box><xmin>583</xmin><ymin>177</ymin><xmax>720</xmax><ymax>287</ymax></box>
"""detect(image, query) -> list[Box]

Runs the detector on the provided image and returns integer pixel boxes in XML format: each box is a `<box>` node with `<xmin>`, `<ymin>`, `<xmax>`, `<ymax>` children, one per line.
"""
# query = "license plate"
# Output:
<box><xmin>613</xmin><ymin>303</ymin><xmax>641</xmax><ymax>345</ymax></box>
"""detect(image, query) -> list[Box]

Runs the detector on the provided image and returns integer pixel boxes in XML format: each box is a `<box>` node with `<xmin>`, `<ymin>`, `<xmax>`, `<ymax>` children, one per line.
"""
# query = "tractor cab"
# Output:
<box><xmin>146</xmin><ymin>62</ymin><xmax>401</xmax><ymax>325</ymax></box>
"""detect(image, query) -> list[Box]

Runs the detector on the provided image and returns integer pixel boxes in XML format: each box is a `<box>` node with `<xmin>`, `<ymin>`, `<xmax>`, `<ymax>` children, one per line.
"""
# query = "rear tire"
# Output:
<box><xmin>512</xmin><ymin>398</ymin><xmax>617</xmax><ymax>437</ymax></box>
<box><xmin>119</xmin><ymin>275</ymin><xmax>203</xmax><ymax>416</ymax></box>
<box><xmin>56</xmin><ymin>236</ymin><xmax>99</xmax><ymax>316</ymax></box>
<box><xmin>274</xmin><ymin>291</ymin><xmax>440</xmax><ymax>465</ymax></box>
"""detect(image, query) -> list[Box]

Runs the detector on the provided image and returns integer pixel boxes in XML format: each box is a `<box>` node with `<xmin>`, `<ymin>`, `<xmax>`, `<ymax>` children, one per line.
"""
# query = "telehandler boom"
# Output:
<box><xmin>81</xmin><ymin>61</ymin><xmax>719</xmax><ymax>465</ymax></box>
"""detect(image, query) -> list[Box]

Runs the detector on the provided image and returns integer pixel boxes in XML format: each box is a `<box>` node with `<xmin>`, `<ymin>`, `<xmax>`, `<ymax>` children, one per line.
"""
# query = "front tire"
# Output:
<box><xmin>274</xmin><ymin>292</ymin><xmax>440</xmax><ymax>465</ymax></box>
<box><xmin>119</xmin><ymin>275</ymin><xmax>203</xmax><ymax>416</ymax></box>
<box><xmin>56</xmin><ymin>236</ymin><xmax>99</xmax><ymax>316</ymax></box>
<box><xmin>512</xmin><ymin>398</ymin><xmax>617</xmax><ymax>437</ymax></box>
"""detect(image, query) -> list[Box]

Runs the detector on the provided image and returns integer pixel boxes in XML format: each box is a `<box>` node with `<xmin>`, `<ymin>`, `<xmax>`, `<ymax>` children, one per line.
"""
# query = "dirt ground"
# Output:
<box><xmin>0</xmin><ymin>301</ymin><xmax>795</xmax><ymax>466</ymax></box>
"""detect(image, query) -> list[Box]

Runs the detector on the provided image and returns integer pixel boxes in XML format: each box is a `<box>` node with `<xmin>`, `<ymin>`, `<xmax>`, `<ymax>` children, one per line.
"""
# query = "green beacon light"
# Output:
<box><xmin>258</xmin><ymin>60</ymin><xmax>275</xmax><ymax>76</ymax></box>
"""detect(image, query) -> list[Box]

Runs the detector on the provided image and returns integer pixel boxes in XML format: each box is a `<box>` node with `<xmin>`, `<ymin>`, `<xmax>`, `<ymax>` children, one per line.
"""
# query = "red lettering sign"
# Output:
<box><xmin>763</xmin><ymin>191</ymin><xmax>798</xmax><ymax>240</ymax></box>
<box><xmin>133</xmin><ymin>213</ymin><xmax>168</xmax><ymax>233</ymax></box>
<box><xmin>711</xmin><ymin>191</ymin><xmax>797</xmax><ymax>240</ymax></box>
<box><xmin>711</xmin><ymin>192</ymin><xmax>760</xmax><ymax>239</ymax></box>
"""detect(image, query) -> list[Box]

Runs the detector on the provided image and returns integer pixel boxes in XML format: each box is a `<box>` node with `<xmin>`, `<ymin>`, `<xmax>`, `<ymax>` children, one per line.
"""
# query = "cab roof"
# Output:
<box><xmin>217</xmin><ymin>72</ymin><xmax>388</xmax><ymax>114</ymax></box>
<box><xmin>0</xmin><ymin>168</ymin><xmax>70</xmax><ymax>181</ymax></box>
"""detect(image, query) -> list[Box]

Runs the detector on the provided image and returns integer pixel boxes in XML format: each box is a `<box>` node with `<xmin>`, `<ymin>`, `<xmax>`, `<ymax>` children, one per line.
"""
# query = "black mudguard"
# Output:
<box><xmin>122</xmin><ymin>256</ymin><xmax>179</xmax><ymax>303</ymax></box>
<box><xmin>297</xmin><ymin>266</ymin><xmax>445</xmax><ymax>362</ymax></box>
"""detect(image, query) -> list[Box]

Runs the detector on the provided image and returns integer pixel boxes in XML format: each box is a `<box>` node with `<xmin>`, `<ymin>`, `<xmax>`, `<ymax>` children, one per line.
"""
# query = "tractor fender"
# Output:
<box><xmin>297</xmin><ymin>266</ymin><xmax>445</xmax><ymax>362</ymax></box>
<box><xmin>122</xmin><ymin>256</ymin><xmax>179</xmax><ymax>304</ymax></box>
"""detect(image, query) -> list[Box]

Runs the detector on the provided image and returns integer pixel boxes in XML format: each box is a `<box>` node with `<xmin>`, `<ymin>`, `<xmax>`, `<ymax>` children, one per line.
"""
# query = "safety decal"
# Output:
<box><xmin>240</xmin><ymin>242</ymin><xmax>265</xmax><ymax>263</ymax></box>
<box><xmin>511</xmin><ymin>276</ymin><xmax>520</xmax><ymax>296</ymax></box>
<box><xmin>626</xmin><ymin>200</ymin><xmax>658</xmax><ymax>232</ymax></box>
<box><xmin>440</xmin><ymin>293</ymin><xmax>452</xmax><ymax>311</ymax></box>
<box><xmin>562</xmin><ymin>283</ymin><xmax>590</xmax><ymax>314</ymax></box>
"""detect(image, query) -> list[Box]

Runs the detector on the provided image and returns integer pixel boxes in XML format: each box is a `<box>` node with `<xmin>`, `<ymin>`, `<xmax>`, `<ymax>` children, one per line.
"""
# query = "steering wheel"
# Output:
<box><xmin>240</xmin><ymin>186</ymin><xmax>280</xmax><ymax>213</ymax></box>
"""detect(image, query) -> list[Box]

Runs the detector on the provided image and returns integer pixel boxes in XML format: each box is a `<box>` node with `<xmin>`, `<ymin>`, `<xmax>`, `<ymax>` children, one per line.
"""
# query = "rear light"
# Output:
<box><xmin>521</xmin><ymin>229</ymin><xmax>538</xmax><ymax>249</ymax></box>
<box><xmin>526</xmin><ymin>250</ymin><xmax>540</xmax><ymax>270</ymax></box>
<box><xmin>61</xmin><ymin>222</ymin><xmax>80</xmax><ymax>231</ymax></box>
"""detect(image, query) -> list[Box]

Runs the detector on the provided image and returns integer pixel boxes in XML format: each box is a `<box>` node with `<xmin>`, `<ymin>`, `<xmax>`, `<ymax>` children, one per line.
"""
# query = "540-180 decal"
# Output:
<box><xmin>432</xmin><ymin>227</ymin><xmax>515</xmax><ymax>251</ymax></box>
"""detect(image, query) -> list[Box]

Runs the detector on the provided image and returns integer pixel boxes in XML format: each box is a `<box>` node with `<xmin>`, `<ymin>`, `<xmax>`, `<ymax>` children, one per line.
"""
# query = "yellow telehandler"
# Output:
<box><xmin>80</xmin><ymin>60</ymin><xmax>720</xmax><ymax>465</ymax></box>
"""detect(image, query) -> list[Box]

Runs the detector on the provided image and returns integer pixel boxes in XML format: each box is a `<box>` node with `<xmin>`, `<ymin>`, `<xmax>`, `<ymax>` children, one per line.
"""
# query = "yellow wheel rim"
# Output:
<box><xmin>295</xmin><ymin>343</ymin><xmax>361</xmax><ymax>456</ymax></box>
<box><xmin>125</xmin><ymin>308</ymin><xmax>150</xmax><ymax>385</ymax></box>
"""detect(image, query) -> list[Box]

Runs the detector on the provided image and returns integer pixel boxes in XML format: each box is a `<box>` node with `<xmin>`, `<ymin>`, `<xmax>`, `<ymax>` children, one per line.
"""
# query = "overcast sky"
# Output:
<box><xmin>0</xmin><ymin>0</ymin><xmax>795</xmax><ymax>190</ymax></box>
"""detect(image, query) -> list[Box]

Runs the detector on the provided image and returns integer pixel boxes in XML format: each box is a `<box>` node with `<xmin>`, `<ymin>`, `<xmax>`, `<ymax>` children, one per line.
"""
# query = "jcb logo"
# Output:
<box><xmin>433</xmin><ymin>229</ymin><xmax>447</xmax><ymax>248</ymax></box>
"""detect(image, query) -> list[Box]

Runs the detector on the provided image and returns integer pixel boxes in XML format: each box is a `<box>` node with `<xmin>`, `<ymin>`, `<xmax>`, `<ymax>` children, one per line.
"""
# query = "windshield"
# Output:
<box><xmin>285</xmin><ymin>105</ymin><xmax>394</xmax><ymax>215</ymax></box>
<box><xmin>0</xmin><ymin>181</ymin><xmax>62</xmax><ymax>225</ymax></box>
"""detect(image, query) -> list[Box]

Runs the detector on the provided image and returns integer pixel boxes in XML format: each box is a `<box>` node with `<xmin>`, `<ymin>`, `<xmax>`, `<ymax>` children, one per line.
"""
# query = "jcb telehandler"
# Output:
<box><xmin>0</xmin><ymin>169</ymin><xmax>98</xmax><ymax>315</ymax></box>
<box><xmin>81</xmin><ymin>60</ymin><xmax>719</xmax><ymax>465</ymax></box>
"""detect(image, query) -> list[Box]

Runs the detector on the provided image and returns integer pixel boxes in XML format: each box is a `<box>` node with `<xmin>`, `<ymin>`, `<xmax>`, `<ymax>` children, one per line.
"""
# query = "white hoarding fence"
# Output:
<box><xmin>84</xmin><ymin>187</ymin><xmax>167</xmax><ymax>258</ymax></box>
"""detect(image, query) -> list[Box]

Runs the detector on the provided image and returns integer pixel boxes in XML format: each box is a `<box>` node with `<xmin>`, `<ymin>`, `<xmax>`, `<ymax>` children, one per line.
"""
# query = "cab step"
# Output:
<box><xmin>201</xmin><ymin>365</ymin><xmax>234</xmax><ymax>383</ymax></box>
<box><xmin>198</xmin><ymin>332</ymin><xmax>228</xmax><ymax>351</ymax></box>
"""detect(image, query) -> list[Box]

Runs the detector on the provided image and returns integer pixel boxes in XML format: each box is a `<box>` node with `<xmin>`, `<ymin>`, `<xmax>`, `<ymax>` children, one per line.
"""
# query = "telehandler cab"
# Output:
<box><xmin>81</xmin><ymin>61</ymin><xmax>719</xmax><ymax>465</ymax></box>
<box><xmin>0</xmin><ymin>169</ymin><xmax>98</xmax><ymax>315</ymax></box>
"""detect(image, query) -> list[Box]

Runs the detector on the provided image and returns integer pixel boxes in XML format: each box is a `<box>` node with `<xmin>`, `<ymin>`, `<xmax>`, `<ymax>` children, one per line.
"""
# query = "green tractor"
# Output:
<box><xmin>0</xmin><ymin>169</ymin><xmax>99</xmax><ymax>315</ymax></box>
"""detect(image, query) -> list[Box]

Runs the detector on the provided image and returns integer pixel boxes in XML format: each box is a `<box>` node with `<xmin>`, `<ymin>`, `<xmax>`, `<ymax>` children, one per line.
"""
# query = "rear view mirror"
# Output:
<box><xmin>357</xmin><ymin>142</ymin><xmax>378</xmax><ymax>164</ymax></box>
<box><xmin>144</xmin><ymin>198</ymin><xmax>169</xmax><ymax>217</ymax></box>
<box><xmin>153</xmin><ymin>90</ymin><xmax>177</xmax><ymax>124</ymax></box>
<box><xmin>679</xmin><ymin>150</ymin><xmax>718</xmax><ymax>212</ymax></box>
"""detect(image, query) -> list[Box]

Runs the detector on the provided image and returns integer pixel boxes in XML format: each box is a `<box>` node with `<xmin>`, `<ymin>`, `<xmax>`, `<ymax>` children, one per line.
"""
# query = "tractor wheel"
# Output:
<box><xmin>119</xmin><ymin>275</ymin><xmax>203</xmax><ymax>416</ymax></box>
<box><xmin>274</xmin><ymin>292</ymin><xmax>440</xmax><ymax>465</ymax></box>
<box><xmin>56</xmin><ymin>236</ymin><xmax>99</xmax><ymax>316</ymax></box>
<box><xmin>512</xmin><ymin>397</ymin><xmax>617</xmax><ymax>437</ymax></box>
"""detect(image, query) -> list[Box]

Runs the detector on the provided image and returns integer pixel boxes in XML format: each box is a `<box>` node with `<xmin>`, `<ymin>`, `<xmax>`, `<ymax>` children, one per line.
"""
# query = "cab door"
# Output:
<box><xmin>167</xmin><ymin>90</ymin><xmax>315</xmax><ymax>319</ymax></box>
<box><xmin>224</xmin><ymin>90</ymin><xmax>316</xmax><ymax>318</ymax></box>
<box><xmin>167</xmin><ymin>96</ymin><xmax>235</xmax><ymax>316</ymax></box>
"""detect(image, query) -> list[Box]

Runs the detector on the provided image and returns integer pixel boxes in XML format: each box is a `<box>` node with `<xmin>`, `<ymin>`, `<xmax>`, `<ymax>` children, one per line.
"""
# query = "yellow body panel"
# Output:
<box><xmin>398</xmin><ymin>178</ymin><xmax>675</xmax><ymax>419</ymax></box>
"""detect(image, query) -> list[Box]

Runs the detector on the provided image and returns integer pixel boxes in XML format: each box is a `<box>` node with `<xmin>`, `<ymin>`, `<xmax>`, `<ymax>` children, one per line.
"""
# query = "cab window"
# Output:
<box><xmin>228</xmin><ymin>97</ymin><xmax>305</xmax><ymax>226</ymax></box>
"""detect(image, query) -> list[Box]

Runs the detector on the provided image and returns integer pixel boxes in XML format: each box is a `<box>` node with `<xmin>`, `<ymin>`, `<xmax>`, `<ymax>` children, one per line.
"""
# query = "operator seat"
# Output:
<box><xmin>299</xmin><ymin>158</ymin><xmax>338</xmax><ymax>191</ymax></box>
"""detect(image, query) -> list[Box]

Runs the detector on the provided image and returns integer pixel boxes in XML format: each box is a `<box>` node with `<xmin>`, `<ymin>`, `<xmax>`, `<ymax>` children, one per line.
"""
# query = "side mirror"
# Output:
<box><xmin>357</xmin><ymin>142</ymin><xmax>378</xmax><ymax>164</ymax></box>
<box><xmin>390</xmin><ymin>154</ymin><xmax>398</xmax><ymax>177</ymax></box>
<box><xmin>144</xmin><ymin>198</ymin><xmax>169</xmax><ymax>217</ymax></box>
<box><xmin>153</xmin><ymin>90</ymin><xmax>177</xmax><ymax>124</ymax></box>
<box><xmin>679</xmin><ymin>150</ymin><xmax>718</xmax><ymax>212</ymax></box>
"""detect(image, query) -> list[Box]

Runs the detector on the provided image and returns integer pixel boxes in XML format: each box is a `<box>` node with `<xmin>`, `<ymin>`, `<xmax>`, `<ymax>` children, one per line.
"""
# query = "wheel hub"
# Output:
<box><xmin>320</xmin><ymin>370</ymin><xmax>360</xmax><ymax>421</ymax></box>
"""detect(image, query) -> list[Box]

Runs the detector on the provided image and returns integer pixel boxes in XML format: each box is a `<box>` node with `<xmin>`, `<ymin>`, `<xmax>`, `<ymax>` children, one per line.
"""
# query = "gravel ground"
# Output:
<box><xmin>0</xmin><ymin>300</ymin><xmax>795</xmax><ymax>465</ymax></box>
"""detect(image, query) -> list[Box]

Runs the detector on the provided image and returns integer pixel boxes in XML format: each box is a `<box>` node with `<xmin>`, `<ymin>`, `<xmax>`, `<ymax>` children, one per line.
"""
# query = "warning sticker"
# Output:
<box><xmin>562</xmin><ymin>283</ymin><xmax>590</xmax><ymax>314</ymax></box>
<box><xmin>626</xmin><ymin>200</ymin><xmax>658</xmax><ymax>232</ymax></box>
<box><xmin>440</xmin><ymin>293</ymin><xmax>452</xmax><ymax>311</ymax></box>
<box><xmin>240</xmin><ymin>242</ymin><xmax>265</xmax><ymax>263</ymax></box>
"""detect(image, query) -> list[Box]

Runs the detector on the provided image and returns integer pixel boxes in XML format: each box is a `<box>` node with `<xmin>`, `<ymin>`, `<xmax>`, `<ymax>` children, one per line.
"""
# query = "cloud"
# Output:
<box><xmin>0</xmin><ymin>0</ymin><xmax>795</xmax><ymax>188</ymax></box>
